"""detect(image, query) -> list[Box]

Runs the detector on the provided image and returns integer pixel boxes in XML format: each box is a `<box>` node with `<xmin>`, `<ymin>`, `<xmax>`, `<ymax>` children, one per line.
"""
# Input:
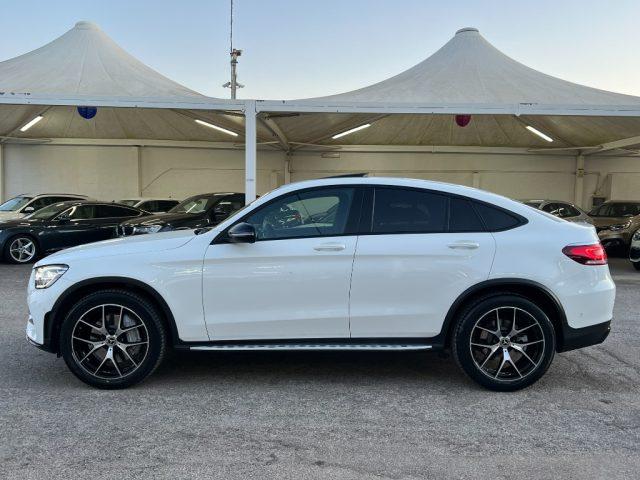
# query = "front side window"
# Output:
<box><xmin>372</xmin><ymin>187</ymin><xmax>447</xmax><ymax>234</ymax></box>
<box><xmin>244</xmin><ymin>188</ymin><xmax>355</xmax><ymax>240</ymax></box>
<box><xmin>0</xmin><ymin>196</ymin><xmax>32</xmax><ymax>212</ymax></box>
<box><xmin>57</xmin><ymin>205</ymin><xmax>96</xmax><ymax>220</ymax></box>
<box><xmin>30</xmin><ymin>203</ymin><xmax>71</xmax><ymax>220</ymax></box>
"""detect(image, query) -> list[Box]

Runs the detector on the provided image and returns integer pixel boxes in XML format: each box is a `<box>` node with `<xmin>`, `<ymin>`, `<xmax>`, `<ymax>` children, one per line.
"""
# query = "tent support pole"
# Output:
<box><xmin>137</xmin><ymin>146</ymin><xmax>143</xmax><ymax>196</ymax></box>
<box><xmin>284</xmin><ymin>156</ymin><xmax>291</xmax><ymax>184</ymax></box>
<box><xmin>0</xmin><ymin>142</ymin><xmax>4</xmax><ymax>202</ymax></box>
<box><xmin>245</xmin><ymin>100</ymin><xmax>257</xmax><ymax>204</ymax></box>
<box><xmin>574</xmin><ymin>154</ymin><xmax>585</xmax><ymax>207</ymax></box>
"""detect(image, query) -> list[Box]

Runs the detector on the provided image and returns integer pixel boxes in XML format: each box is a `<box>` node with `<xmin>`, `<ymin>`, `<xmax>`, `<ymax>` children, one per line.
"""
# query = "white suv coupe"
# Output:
<box><xmin>26</xmin><ymin>177</ymin><xmax>615</xmax><ymax>391</ymax></box>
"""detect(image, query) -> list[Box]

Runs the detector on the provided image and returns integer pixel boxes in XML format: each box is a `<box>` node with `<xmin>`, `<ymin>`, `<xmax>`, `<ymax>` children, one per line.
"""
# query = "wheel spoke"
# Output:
<box><xmin>510</xmin><ymin>344</ymin><xmax>539</xmax><ymax>366</ymax></box>
<box><xmin>78</xmin><ymin>319</ymin><xmax>107</xmax><ymax>335</ymax></box>
<box><xmin>117</xmin><ymin>344</ymin><xmax>138</xmax><ymax>367</ymax></box>
<box><xmin>479</xmin><ymin>344</ymin><xmax>501</xmax><ymax>369</ymax></box>
<box><xmin>79</xmin><ymin>343</ymin><xmax>105</xmax><ymax>363</ymax></box>
<box><xmin>475</xmin><ymin>325</ymin><xmax>499</xmax><ymax>338</ymax></box>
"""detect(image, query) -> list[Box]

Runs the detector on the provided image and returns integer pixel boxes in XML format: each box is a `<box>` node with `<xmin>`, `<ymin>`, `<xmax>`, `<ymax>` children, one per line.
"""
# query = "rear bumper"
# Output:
<box><xmin>558</xmin><ymin>320</ymin><xmax>611</xmax><ymax>352</ymax></box>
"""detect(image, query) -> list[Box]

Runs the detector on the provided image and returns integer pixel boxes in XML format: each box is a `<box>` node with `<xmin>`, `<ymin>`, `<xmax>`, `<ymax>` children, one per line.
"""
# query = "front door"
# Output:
<box><xmin>202</xmin><ymin>186</ymin><xmax>361</xmax><ymax>341</ymax></box>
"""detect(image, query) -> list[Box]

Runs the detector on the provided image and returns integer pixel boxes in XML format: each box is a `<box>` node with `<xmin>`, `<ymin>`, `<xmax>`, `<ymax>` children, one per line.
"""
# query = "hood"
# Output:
<box><xmin>0</xmin><ymin>217</ymin><xmax>46</xmax><ymax>228</ymax></box>
<box><xmin>36</xmin><ymin>229</ymin><xmax>197</xmax><ymax>265</ymax></box>
<box><xmin>0</xmin><ymin>211</ymin><xmax>25</xmax><ymax>221</ymax></box>
<box><xmin>120</xmin><ymin>212</ymin><xmax>202</xmax><ymax>226</ymax></box>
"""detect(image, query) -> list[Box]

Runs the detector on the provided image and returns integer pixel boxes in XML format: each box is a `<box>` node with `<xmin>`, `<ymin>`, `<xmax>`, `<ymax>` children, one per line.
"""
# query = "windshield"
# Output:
<box><xmin>590</xmin><ymin>202</ymin><xmax>640</xmax><ymax>217</ymax></box>
<box><xmin>118</xmin><ymin>200</ymin><xmax>138</xmax><ymax>207</ymax></box>
<box><xmin>29</xmin><ymin>203</ymin><xmax>71</xmax><ymax>220</ymax></box>
<box><xmin>0</xmin><ymin>196</ymin><xmax>32</xmax><ymax>212</ymax></box>
<box><xmin>169</xmin><ymin>195</ymin><xmax>226</xmax><ymax>214</ymax></box>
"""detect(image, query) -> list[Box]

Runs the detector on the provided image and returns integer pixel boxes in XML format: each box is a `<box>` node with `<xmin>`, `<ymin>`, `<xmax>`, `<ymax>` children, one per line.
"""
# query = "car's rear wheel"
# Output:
<box><xmin>59</xmin><ymin>290</ymin><xmax>167</xmax><ymax>389</ymax></box>
<box><xmin>4</xmin><ymin>235</ymin><xmax>39</xmax><ymax>264</ymax></box>
<box><xmin>633</xmin><ymin>261</ymin><xmax>640</xmax><ymax>271</ymax></box>
<box><xmin>452</xmin><ymin>294</ymin><xmax>556</xmax><ymax>391</ymax></box>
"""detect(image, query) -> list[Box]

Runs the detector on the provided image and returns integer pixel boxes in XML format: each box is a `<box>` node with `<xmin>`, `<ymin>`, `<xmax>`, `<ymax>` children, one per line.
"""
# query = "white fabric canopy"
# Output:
<box><xmin>260</xmin><ymin>28</ymin><xmax>640</xmax><ymax>150</ymax></box>
<box><xmin>0</xmin><ymin>22</ymin><xmax>263</xmax><ymax>142</ymax></box>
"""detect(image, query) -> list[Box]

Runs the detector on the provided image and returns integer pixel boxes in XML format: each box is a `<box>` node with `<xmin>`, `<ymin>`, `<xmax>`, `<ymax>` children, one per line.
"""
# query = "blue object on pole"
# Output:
<box><xmin>77</xmin><ymin>106</ymin><xmax>97</xmax><ymax>119</ymax></box>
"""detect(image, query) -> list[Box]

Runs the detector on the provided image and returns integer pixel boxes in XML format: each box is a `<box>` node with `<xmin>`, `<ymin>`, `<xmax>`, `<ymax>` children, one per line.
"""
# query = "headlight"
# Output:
<box><xmin>608</xmin><ymin>221</ymin><xmax>632</xmax><ymax>231</ymax></box>
<box><xmin>34</xmin><ymin>264</ymin><xmax>68</xmax><ymax>289</ymax></box>
<box><xmin>133</xmin><ymin>224</ymin><xmax>163</xmax><ymax>234</ymax></box>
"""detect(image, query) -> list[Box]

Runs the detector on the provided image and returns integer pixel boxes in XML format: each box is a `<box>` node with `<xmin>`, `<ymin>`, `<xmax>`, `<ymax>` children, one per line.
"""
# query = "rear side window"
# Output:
<box><xmin>95</xmin><ymin>205</ymin><xmax>140</xmax><ymax>218</ymax></box>
<box><xmin>473</xmin><ymin>202</ymin><xmax>522</xmax><ymax>231</ymax></box>
<box><xmin>449</xmin><ymin>198</ymin><xmax>484</xmax><ymax>232</ymax></box>
<box><xmin>373</xmin><ymin>188</ymin><xmax>447</xmax><ymax>233</ymax></box>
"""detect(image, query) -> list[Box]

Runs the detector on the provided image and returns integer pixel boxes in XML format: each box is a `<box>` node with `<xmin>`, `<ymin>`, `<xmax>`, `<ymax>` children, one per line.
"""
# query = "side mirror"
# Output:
<box><xmin>56</xmin><ymin>216</ymin><xmax>71</xmax><ymax>224</ymax></box>
<box><xmin>227</xmin><ymin>222</ymin><xmax>256</xmax><ymax>244</ymax></box>
<box><xmin>23</xmin><ymin>206</ymin><xmax>35</xmax><ymax>214</ymax></box>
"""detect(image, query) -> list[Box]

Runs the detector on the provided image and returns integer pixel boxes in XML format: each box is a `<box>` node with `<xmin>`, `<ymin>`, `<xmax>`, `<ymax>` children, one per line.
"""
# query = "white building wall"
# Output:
<box><xmin>289</xmin><ymin>150</ymin><xmax>578</xmax><ymax>201</ymax></box>
<box><xmin>3</xmin><ymin>144</ymin><xmax>285</xmax><ymax>201</ymax></box>
<box><xmin>3</xmin><ymin>144</ymin><xmax>639</xmax><ymax>208</ymax></box>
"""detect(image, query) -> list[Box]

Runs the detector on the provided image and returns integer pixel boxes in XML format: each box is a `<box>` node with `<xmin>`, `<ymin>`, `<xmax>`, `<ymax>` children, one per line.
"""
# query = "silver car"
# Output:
<box><xmin>521</xmin><ymin>199</ymin><xmax>593</xmax><ymax>224</ymax></box>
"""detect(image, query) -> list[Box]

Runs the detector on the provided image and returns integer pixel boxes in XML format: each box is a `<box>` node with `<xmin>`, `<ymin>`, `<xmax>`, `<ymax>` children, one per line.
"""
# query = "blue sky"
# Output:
<box><xmin>1</xmin><ymin>0</ymin><xmax>639</xmax><ymax>100</ymax></box>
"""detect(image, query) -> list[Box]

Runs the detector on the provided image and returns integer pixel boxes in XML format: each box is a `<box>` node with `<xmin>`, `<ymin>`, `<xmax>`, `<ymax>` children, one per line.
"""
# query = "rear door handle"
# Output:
<box><xmin>314</xmin><ymin>243</ymin><xmax>346</xmax><ymax>251</ymax></box>
<box><xmin>447</xmin><ymin>241</ymin><xmax>480</xmax><ymax>250</ymax></box>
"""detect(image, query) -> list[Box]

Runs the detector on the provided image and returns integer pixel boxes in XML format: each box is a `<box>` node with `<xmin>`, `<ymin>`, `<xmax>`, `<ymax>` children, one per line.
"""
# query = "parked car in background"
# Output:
<box><xmin>118</xmin><ymin>192</ymin><xmax>245</xmax><ymax>236</ymax></box>
<box><xmin>117</xmin><ymin>198</ymin><xmax>180</xmax><ymax>214</ymax></box>
<box><xmin>0</xmin><ymin>201</ymin><xmax>146</xmax><ymax>264</ymax></box>
<box><xmin>629</xmin><ymin>230</ymin><xmax>640</xmax><ymax>271</ymax></box>
<box><xmin>0</xmin><ymin>193</ymin><xmax>89</xmax><ymax>221</ymax></box>
<box><xmin>27</xmin><ymin>177</ymin><xmax>614</xmax><ymax>391</ymax></box>
<box><xmin>521</xmin><ymin>199</ymin><xmax>592</xmax><ymax>224</ymax></box>
<box><xmin>588</xmin><ymin>200</ymin><xmax>640</xmax><ymax>251</ymax></box>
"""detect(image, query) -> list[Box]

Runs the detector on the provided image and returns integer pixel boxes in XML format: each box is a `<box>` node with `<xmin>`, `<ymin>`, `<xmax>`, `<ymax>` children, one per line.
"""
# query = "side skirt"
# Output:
<box><xmin>176</xmin><ymin>338</ymin><xmax>438</xmax><ymax>352</ymax></box>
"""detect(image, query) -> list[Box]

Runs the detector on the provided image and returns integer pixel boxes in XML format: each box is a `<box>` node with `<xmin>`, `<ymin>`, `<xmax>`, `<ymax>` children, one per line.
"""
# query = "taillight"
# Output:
<box><xmin>562</xmin><ymin>243</ymin><xmax>607</xmax><ymax>265</ymax></box>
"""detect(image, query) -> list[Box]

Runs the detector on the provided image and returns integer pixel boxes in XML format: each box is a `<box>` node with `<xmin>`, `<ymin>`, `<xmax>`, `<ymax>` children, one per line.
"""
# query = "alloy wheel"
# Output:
<box><xmin>9</xmin><ymin>237</ymin><xmax>36</xmax><ymax>263</ymax></box>
<box><xmin>469</xmin><ymin>306</ymin><xmax>546</xmax><ymax>381</ymax></box>
<box><xmin>71</xmin><ymin>304</ymin><xmax>150</xmax><ymax>380</ymax></box>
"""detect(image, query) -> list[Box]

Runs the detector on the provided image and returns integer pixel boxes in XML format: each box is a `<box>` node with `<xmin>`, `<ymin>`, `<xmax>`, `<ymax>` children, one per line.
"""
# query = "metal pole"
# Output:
<box><xmin>0</xmin><ymin>142</ymin><xmax>4</xmax><ymax>202</ymax></box>
<box><xmin>575</xmin><ymin>154</ymin><xmax>585</xmax><ymax>207</ymax></box>
<box><xmin>245</xmin><ymin>100</ymin><xmax>257</xmax><ymax>204</ymax></box>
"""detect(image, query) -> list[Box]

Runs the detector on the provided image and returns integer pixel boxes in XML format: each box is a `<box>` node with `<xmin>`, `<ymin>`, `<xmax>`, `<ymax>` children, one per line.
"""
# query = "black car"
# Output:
<box><xmin>118</xmin><ymin>192</ymin><xmax>245</xmax><ymax>236</ymax></box>
<box><xmin>0</xmin><ymin>201</ymin><xmax>147</xmax><ymax>264</ymax></box>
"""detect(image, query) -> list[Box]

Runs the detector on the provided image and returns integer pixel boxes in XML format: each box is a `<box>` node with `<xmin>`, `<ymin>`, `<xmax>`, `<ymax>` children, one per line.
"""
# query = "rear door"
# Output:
<box><xmin>349</xmin><ymin>187</ymin><xmax>496</xmax><ymax>338</ymax></box>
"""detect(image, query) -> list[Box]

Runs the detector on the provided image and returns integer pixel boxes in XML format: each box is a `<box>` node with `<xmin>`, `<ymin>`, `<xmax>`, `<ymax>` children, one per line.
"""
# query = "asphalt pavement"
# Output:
<box><xmin>1</xmin><ymin>258</ymin><xmax>638</xmax><ymax>479</ymax></box>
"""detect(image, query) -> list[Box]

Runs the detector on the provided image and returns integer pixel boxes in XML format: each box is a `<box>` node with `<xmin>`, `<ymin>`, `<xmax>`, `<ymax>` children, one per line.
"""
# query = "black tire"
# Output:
<box><xmin>452</xmin><ymin>293</ymin><xmax>556</xmax><ymax>392</ymax></box>
<box><xmin>633</xmin><ymin>261</ymin><xmax>640</xmax><ymax>271</ymax></box>
<box><xmin>59</xmin><ymin>289</ymin><xmax>167</xmax><ymax>389</ymax></box>
<box><xmin>3</xmin><ymin>235</ymin><xmax>39</xmax><ymax>264</ymax></box>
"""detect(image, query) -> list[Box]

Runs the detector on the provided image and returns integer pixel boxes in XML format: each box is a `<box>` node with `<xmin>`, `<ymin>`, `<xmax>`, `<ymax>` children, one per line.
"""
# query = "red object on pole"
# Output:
<box><xmin>455</xmin><ymin>114</ymin><xmax>472</xmax><ymax>127</ymax></box>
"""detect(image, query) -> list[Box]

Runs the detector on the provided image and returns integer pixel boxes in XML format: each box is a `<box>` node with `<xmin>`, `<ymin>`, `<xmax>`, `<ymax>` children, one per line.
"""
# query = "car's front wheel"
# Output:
<box><xmin>452</xmin><ymin>294</ymin><xmax>556</xmax><ymax>391</ymax></box>
<box><xmin>59</xmin><ymin>290</ymin><xmax>167</xmax><ymax>389</ymax></box>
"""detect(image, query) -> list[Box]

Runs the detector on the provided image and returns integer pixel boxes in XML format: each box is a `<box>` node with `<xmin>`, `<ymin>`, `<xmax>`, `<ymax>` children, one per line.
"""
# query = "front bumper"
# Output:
<box><xmin>558</xmin><ymin>320</ymin><xmax>611</xmax><ymax>352</ymax></box>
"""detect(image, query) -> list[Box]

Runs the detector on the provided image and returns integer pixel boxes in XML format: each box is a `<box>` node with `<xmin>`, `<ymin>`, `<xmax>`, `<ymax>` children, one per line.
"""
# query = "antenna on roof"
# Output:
<box><xmin>222</xmin><ymin>0</ymin><xmax>244</xmax><ymax>99</ymax></box>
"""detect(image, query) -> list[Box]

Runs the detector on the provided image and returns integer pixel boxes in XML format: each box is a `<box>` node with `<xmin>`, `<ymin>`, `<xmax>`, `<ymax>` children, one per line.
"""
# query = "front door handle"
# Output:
<box><xmin>314</xmin><ymin>243</ymin><xmax>346</xmax><ymax>252</ymax></box>
<box><xmin>447</xmin><ymin>241</ymin><xmax>480</xmax><ymax>250</ymax></box>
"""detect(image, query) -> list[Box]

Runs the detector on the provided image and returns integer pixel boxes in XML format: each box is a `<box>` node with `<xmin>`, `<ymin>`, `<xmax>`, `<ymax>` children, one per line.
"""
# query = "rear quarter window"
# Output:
<box><xmin>473</xmin><ymin>202</ymin><xmax>524</xmax><ymax>232</ymax></box>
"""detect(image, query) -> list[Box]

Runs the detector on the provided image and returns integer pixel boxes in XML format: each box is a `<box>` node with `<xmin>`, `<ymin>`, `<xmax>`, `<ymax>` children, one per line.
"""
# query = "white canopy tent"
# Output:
<box><xmin>0</xmin><ymin>21</ymin><xmax>282</xmax><ymax>202</ymax></box>
<box><xmin>247</xmin><ymin>27</ymin><xmax>640</xmax><ymax>205</ymax></box>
